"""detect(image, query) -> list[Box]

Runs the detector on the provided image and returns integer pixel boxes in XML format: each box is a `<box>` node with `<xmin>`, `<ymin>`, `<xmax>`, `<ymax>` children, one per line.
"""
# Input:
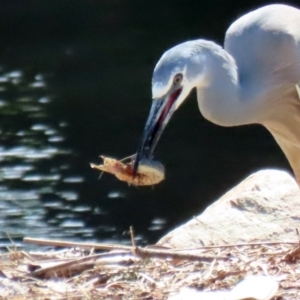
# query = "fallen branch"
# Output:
<box><xmin>24</xmin><ymin>237</ymin><xmax>132</xmax><ymax>251</ymax></box>
<box><xmin>24</xmin><ymin>237</ymin><xmax>228</xmax><ymax>263</ymax></box>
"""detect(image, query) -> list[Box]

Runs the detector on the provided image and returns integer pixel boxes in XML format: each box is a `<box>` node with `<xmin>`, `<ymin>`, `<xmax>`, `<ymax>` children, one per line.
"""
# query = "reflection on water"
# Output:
<box><xmin>0</xmin><ymin>68</ymin><xmax>92</xmax><ymax>249</ymax></box>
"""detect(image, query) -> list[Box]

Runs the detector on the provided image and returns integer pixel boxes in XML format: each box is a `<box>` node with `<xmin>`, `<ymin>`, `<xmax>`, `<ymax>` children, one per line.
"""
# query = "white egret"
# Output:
<box><xmin>134</xmin><ymin>4</ymin><xmax>300</xmax><ymax>184</ymax></box>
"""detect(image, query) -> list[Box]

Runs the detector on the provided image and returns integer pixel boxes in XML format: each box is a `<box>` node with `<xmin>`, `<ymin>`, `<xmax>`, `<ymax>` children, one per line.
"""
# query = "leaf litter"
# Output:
<box><xmin>1</xmin><ymin>235</ymin><xmax>300</xmax><ymax>299</ymax></box>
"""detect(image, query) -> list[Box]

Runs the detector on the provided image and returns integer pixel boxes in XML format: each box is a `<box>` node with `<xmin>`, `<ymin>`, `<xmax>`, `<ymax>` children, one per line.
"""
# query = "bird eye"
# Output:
<box><xmin>173</xmin><ymin>73</ymin><xmax>183</xmax><ymax>85</ymax></box>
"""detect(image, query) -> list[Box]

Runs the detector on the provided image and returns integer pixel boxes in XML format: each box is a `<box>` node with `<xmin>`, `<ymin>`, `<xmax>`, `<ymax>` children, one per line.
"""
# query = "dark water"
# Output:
<box><xmin>0</xmin><ymin>1</ymin><xmax>296</xmax><ymax>249</ymax></box>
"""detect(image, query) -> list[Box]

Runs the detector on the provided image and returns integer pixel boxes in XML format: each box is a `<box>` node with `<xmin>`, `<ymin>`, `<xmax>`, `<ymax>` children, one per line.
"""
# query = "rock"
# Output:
<box><xmin>168</xmin><ymin>276</ymin><xmax>278</xmax><ymax>300</ymax></box>
<box><xmin>158</xmin><ymin>169</ymin><xmax>300</xmax><ymax>247</ymax></box>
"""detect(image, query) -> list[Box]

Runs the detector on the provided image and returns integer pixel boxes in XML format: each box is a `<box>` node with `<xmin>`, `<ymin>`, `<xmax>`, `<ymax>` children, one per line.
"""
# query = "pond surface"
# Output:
<box><xmin>0</xmin><ymin>1</ymin><xmax>294</xmax><ymax>249</ymax></box>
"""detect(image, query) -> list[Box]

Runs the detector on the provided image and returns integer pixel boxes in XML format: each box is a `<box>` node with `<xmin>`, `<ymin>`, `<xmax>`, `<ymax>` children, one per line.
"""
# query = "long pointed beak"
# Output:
<box><xmin>133</xmin><ymin>88</ymin><xmax>182</xmax><ymax>175</ymax></box>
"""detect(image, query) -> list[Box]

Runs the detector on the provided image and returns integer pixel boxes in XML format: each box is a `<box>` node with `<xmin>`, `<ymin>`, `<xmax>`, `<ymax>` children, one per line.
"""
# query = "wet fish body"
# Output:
<box><xmin>90</xmin><ymin>156</ymin><xmax>165</xmax><ymax>186</ymax></box>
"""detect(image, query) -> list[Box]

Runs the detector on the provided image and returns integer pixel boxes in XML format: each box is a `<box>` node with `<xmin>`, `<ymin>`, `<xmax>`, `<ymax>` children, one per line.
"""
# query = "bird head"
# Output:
<box><xmin>133</xmin><ymin>40</ymin><xmax>206</xmax><ymax>174</ymax></box>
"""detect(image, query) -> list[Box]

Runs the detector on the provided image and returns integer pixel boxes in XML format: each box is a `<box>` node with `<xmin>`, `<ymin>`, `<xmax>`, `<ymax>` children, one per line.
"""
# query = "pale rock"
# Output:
<box><xmin>158</xmin><ymin>169</ymin><xmax>300</xmax><ymax>247</ymax></box>
<box><xmin>167</xmin><ymin>276</ymin><xmax>278</xmax><ymax>300</ymax></box>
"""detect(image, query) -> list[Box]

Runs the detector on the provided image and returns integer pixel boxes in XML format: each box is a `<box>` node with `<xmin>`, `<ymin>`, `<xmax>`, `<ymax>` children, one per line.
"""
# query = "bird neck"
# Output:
<box><xmin>263</xmin><ymin>87</ymin><xmax>300</xmax><ymax>183</ymax></box>
<box><xmin>196</xmin><ymin>44</ymin><xmax>263</xmax><ymax>127</ymax></box>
